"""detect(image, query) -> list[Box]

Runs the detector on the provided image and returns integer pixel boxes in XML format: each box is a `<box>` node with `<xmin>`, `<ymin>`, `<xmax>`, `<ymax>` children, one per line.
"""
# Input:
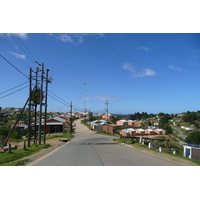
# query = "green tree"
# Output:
<box><xmin>164</xmin><ymin>124</ymin><xmax>173</xmax><ymax>134</ymax></box>
<box><xmin>182</xmin><ymin>112</ymin><xmax>197</xmax><ymax>123</ymax></box>
<box><xmin>159</xmin><ymin>114</ymin><xmax>170</xmax><ymax>129</ymax></box>
<box><xmin>158</xmin><ymin>112</ymin><xmax>165</xmax><ymax>118</ymax></box>
<box><xmin>185</xmin><ymin>131</ymin><xmax>200</xmax><ymax>144</ymax></box>
<box><xmin>10</xmin><ymin>127</ymin><xmax>22</xmax><ymax>141</ymax></box>
<box><xmin>0</xmin><ymin>126</ymin><xmax>10</xmax><ymax>136</ymax></box>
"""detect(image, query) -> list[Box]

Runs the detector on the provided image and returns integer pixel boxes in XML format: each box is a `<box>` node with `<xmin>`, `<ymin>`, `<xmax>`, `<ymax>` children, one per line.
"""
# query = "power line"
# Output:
<box><xmin>48</xmin><ymin>90</ymin><xmax>83</xmax><ymax>112</ymax></box>
<box><xmin>10</xmin><ymin>34</ymin><xmax>36</xmax><ymax>65</ymax></box>
<box><xmin>48</xmin><ymin>90</ymin><xmax>70</xmax><ymax>106</ymax></box>
<box><xmin>0</xmin><ymin>36</ymin><xmax>30</xmax><ymax>69</ymax></box>
<box><xmin>0</xmin><ymin>85</ymin><xmax>29</xmax><ymax>99</ymax></box>
<box><xmin>0</xmin><ymin>54</ymin><xmax>29</xmax><ymax>79</ymax></box>
<box><xmin>0</xmin><ymin>81</ymin><xmax>29</xmax><ymax>95</ymax></box>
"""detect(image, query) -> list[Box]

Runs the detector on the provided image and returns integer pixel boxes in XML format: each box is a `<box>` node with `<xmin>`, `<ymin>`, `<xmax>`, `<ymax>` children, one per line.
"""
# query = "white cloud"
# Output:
<box><xmin>122</xmin><ymin>63</ymin><xmax>157</xmax><ymax>78</ymax></box>
<box><xmin>84</xmin><ymin>95</ymin><xmax>121</xmax><ymax>101</ymax></box>
<box><xmin>14</xmin><ymin>33</ymin><xmax>28</xmax><ymax>39</ymax></box>
<box><xmin>57</xmin><ymin>34</ymin><xmax>73</xmax><ymax>43</ymax></box>
<box><xmin>168</xmin><ymin>65</ymin><xmax>183</xmax><ymax>72</ymax></box>
<box><xmin>137</xmin><ymin>68</ymin><xmax>157</xmax><ymax>77</ymax></box>
<box><xmin>10</xmin><ymin>52</ymin><xmax>26</xmax><ymax>60</ymax></box>
<box><xmin>137</xmin><ymin>46</ymin><xmax>152</xmax><ymax>52</ymax></box>
<box><xmin>122</xmin><ymin>63</ymin><xmax>136</xmax><ymax>72</ymax></box>
<box><xmin>0</xmin><ymin>33</ymin><xmax>28</xmax><ymax>39</ymax></box>
<box><xmin>56</xmin><ymin>33</ymin><xmax>105</xmax><ymax>44</ymax></box>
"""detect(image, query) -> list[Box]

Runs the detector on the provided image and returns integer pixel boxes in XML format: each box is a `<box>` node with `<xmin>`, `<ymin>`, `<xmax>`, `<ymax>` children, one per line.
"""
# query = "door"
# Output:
<box><xmin>186</xmin><ymin>148</ymin><xmax>191</xmax><ymax>158</ymax></box>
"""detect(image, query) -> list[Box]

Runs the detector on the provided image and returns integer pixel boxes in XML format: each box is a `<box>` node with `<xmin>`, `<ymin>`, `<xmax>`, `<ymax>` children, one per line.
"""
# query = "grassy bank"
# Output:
<box><xmin>0</xmin><ymin>143</ymin><xmax>51</xmax><ymax>166</ymax></box>
<box><xmin>0</xmin><ymin>132</ymin><xmax>75</xmax><ymax>166</ymax></box>
<box><xmin>114</xmin><ymin>138</ymin><xmax>200</xmax><ymax>165</ymax></box>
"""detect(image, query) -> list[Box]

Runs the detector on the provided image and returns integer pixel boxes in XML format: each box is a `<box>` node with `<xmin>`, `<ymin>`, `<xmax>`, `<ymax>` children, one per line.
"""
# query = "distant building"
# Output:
<box><xmin>102</xmin><ymin>113</ymin><xmax>116</xmax><ymax>120</ymax></box>
<box><xmin>116</xmin><ymin>120</ymin><xmax>128</xmax><ymax>126</ymax></box>
<box><xmin>128</xmin><ymin>120</ymin><xmax>141</xmax><ymax>127</ymax></box>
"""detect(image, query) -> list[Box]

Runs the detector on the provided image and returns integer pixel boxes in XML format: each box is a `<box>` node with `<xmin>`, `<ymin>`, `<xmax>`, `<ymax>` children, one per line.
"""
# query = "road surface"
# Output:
<box><xmin>30</xmin><ymin>120</ymin><xmax>182</xmax><ymax>166</ymax></box>
<box><xmin>172</xmin><ymin>127</ymin><xmax>187</xmax><ymax>140</ymax></box>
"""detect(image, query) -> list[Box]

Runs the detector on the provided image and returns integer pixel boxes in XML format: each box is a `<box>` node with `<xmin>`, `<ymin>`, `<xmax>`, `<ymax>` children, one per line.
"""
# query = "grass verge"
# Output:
<box><xmin>0</xmin><ymin>132</ymin><xmax>75</xmax><ymax>166</ymax></box>
<box><xmin>114</xmin><ymin>138</ymin><xmax>200</xmax><ymax>165</ymax></box>
<box><xmin>46</xmin><ymin>132</ymin><xmax>75</xmax><ymax>140</ymax></box>
<box><xmin>0</xmin><ymin>143</ymin><xmax>51</xmax><ymax>166</ymax></box>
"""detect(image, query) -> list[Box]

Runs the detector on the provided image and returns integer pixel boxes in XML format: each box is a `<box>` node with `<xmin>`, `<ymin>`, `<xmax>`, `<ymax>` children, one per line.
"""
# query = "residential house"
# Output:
<box><xmin>45</xmin><ymin>117</ymin><xmax>66</xmax><ymax>133</ymax></box>
<box><xmin>59</xmin><ymin>115</ymin><xmax>71</xmax><ymax>124</ymax></box>
<box><xmin>135</xmin><ymin>129</ymin><xmax>145</xmax><ymax>135</ymax></box>
<box><xmin>90</xmin><ymin>120</ymin><xmax>108</xmax><ymax>130</ymax></box>
<box><xmin>102</xmin><ymin>113</ymin><xmax>115</xmax><ymax>120</ymax></box>
<box><xmin>116</xmin><ymin>120</ymin><xmax>128</xmax><ymax>126</ymax></box>
<box><xmin>74</xmin><ymin>112</ymin><xmax>83</xmax><ymax>118</ymax></box>
<box><xmin>119</xmin><ymin>129</ymin><xmax>130</xmax><ymax>137</ymax></box>
<box><xmin>154</xmin><ymin>129</ymin><xmax>166</xmax><ymax>135</ymax></box>
<box><xmin>102</xmin><ymin>124</ymin><xmax>114</xmax><ymax>134</ymax></box>
<box><xmin>181</xmin><ymin>126</ymin><xmax>195</xmax><ymax>131</ymax></box>
<box><xmin>127</xmin><ymin>128</ymin><xmax>136</xmax><ymax>136</ymax></box>
<box><xmin>183</xmin><ymin>144</ymin><xmax>200</xmax><ymax>161</ymax></box>
<box><xmin>145</xmin><ymin>129</ymin><xmax>154</xmax><ymax>135</ymax></box>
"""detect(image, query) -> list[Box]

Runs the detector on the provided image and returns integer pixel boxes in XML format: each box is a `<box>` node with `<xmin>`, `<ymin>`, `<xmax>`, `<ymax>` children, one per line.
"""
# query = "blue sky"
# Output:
<box><xmin>1</xmin><ymin>33</ymin><xmax>200</xmax><ymax>114</ymax></box>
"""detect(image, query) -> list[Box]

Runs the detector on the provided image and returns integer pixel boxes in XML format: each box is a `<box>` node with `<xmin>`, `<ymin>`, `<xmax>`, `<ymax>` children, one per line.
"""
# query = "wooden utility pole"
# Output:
<box><xmin>105</xmin><ymin>99</ymin><xmax>109</xmax><ymax>120</ymax></box>
<box><xmin>1</xmin><ymin>98</ymin><xmax>29</xmax><ymax>149</ymax></box>
<box><xmin>105</xmin><ymin>99</ymin><xmax>109</xmax><ymax>132</ymax></box>
<box><xmin>69</xmin><ymin>101</ymin><xmax>73</xmax><ymax>134</ymax></box>
<box><xmin>43</xmin><ymin>69</ymin><xmax>49</xmax><ymax>143</ymax></box>
<box><xmin>33</xmin><ymin>66</ymin><xmax>39</xmax><ymax>144</ymax></box>
<box><xmin>28</xmin><ymin>68</ymin><xmax>32</xmax><ymax>147</ymax></box>
<box><xmin>38</xmin><ymin>63</ymin><xmax>44</xmax><ymax>145</ymax></box>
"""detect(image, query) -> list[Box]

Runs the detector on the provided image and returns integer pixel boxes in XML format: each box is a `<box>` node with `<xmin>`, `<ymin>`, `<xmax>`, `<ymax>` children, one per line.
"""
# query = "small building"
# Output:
<box><xmin>154</xmin><ymin>129</ymin><xmax>166</xmax><ymax>135</ymax></box>
<box><xmin>181</xmin><ymin>126</ymin><xmax>195</xmax><ymax>131</ymax></box>
<box><xmin>127</xmin><ymin>128</ymin><xmax>136</xmax><ymax>136</ymax></box>
<box><xmin>103</xmin><ymin>124</ymin><xmax>114</xmax><ymax>134</ymax></box>
<box><xmin>119</xmin><ymin>129</ymin><xmax>130</xmax><ymax>137</ymax></box>
<box><xmin>90</xmin><ymin>120</ymin><xmax>108</xmax><ymax>130</ymax></box>
<box><xmin>116</xmin><ymin>120</ymin><xmax>128</xmax><ymax>126</ymax></box>
<box><xmin>182</xmin><ymin>144</ymin><xmax>200</xmax><ymax>161</ymax></box>
<box><xmin>145</xmin><ymin>129</ymin><xmax>154</xmax><ymax>135</ymax></box>
<box><xmin>127</xmin><ymin>120</ymin><xmax>141</xmax><ymax>127</ymax></box>
<box><xmin>74</xmin><ymin>112</ymin><xmax>84</xmax><ymax>118</ymax></box>
<box><xmin>136</xmin><ymin>129</ymin><xmax>145</xmax><ymax>135</ymax></box>
<box><xmin>102</xmin><ymin>113</ymin><xmax>115</xmax><ymax>120</ymax></box>
<box><xmin>45</xmin><ymin>117</ymin><xmax>66</xmax><ymax>133</ymax></box>
<box><xmin>128</xmin><ymin>120</ymin><xmax>135</xmax><ymax>126</ymax></box>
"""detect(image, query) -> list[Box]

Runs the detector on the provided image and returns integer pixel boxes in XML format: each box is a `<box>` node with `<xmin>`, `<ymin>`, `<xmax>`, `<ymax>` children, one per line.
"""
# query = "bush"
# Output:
<box><xmin>185</xmin><ymin>131</ymin><xmax>200</xmax><ymax>144</ymax></box>
<box><xmin>151</xmin><ymin>140</ymin><xmax>183</xmax><ymax>155</ymax></box>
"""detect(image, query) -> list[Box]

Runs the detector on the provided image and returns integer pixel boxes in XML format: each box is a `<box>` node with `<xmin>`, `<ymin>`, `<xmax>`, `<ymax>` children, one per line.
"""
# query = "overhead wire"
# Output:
<box><xmin>0</xmin><ymin>36</ymin><xmax>30</xmax><ymax>69</ymax></box>
<box><xmin>10</xmin><ymin>34</ymin><xmax>36</xmax><ymax>65</ymax></box>
<box><xmin>0</xmin><ymin>54</ymin><xmax>29</xmax><ymax>79</ymax></box>
<box><xmin>1</xmin><ymin>34</ymin><xmax>116</xmax><ymax>113</ymax></box>
<box><xmin>0</xmin><ymin>81</ymin><xmax>29</xmax><ymax>95</ymax></box>
<box><xmin>48</xmin><ymin>90</ymin><xmax>83</xmax><ymax>112</ymax></box>
<box><xmin>0</xmin><ymin>85</ymin><xmax>29</xmax><ymax>99</ymax></box>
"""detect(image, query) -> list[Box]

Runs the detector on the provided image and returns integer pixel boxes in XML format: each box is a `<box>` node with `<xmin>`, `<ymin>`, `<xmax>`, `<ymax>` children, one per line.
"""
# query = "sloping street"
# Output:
<box><xmin>29</xmin><ymin>119</ymin><xmax>184</xmax><ymax>166</ymax></box>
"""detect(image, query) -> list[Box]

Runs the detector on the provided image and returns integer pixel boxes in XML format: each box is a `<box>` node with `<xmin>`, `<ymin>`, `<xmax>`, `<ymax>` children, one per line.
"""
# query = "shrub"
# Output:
<box><xmin>185</xmin><ymin>131</ymin><xmax>200</xmax><ymax>144</ymax></box>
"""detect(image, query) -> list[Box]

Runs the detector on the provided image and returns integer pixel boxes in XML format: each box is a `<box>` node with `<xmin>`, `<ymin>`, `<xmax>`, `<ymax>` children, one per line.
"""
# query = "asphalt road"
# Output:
<box><xmin>31</xmin><ymin>120</ymin><xmax>181</xmax><ymax>166</ymax></box>
<box><xmin>172</xmin><ymin>127</ymin><xmax>187</xmax><ymax>139</ymax></box>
